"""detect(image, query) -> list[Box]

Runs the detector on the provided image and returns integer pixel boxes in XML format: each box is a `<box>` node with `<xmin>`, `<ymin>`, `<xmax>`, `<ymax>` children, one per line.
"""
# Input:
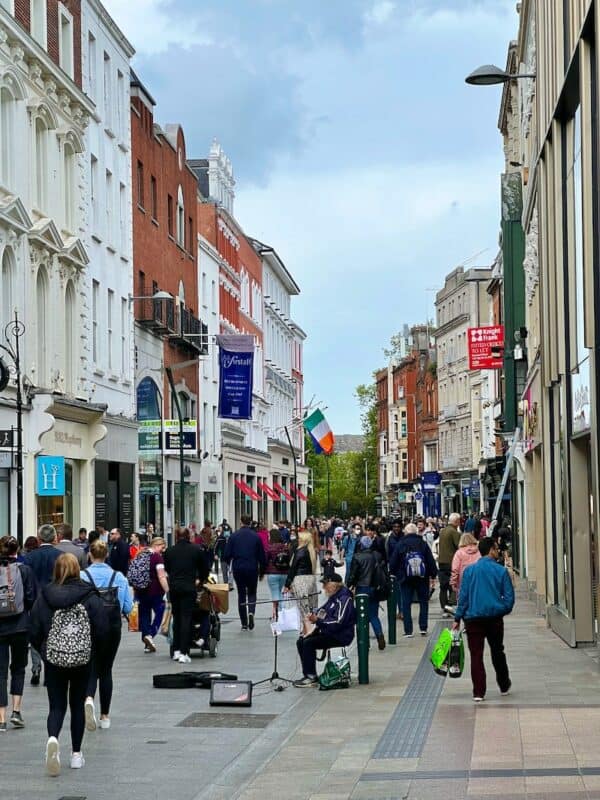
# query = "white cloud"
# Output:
<box><xmin>364</xmin><ymin>0</ymin><xmax>396</xmax><ymax>26</ymax></box>
<box><xmin>101</xmin><ymin>0</ymin><xmax>211</xmax><ymax>55</ymax></box>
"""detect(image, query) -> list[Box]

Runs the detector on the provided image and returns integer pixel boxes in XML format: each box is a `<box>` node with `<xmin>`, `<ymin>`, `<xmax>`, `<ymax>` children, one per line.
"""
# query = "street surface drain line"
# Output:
<box><xmin>178</xmin><ymin>712</ymin><xmax>277</xmax><ymax>728</ymax></box>
<box><xmin>373</xmin><ymin>620</ymin><xmax>446</xmax><ymax>759</ymax></box>
<box><xmin>361</xmin><ymin>765</ymin><xmax>600</xmax><ymax>781</ymax></box>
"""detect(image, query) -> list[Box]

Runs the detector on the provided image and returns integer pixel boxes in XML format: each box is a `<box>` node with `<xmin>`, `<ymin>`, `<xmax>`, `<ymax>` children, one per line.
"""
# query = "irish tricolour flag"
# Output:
<box><xmin>304</xmin><ymin>409</ymin><xmax>334</xmax><ymax>455</ymax></box>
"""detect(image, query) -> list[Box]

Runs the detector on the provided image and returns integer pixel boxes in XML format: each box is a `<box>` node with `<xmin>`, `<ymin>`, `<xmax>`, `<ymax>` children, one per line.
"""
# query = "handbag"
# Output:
<box><xmin>430</xmin><ymin>628</ymin><xmax>453</xmax><ymax>676</ymax></box>
<box><xmin>127</xmin><ymin>601</ymin><xmax>139</xmax><ymax>633</ymax></box>
<box><xmin>274</xmin><ymin>600</ymin><xmax>301</xmax><ymax>633</ymax></box>
<box><xmin>448</xmin><ymin>630</ymin><xmax>465</xmax><ymax>678</ymax></box>
<box><xmin>318</xmin><ymin>656</ymin><xmax>351</xmax><ymax>691</ymax></box>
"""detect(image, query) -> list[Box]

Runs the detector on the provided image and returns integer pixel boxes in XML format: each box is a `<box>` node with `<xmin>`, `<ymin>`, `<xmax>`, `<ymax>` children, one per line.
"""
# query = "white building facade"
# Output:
<box><xmin>436</xmin><ymin>267</ymin><xmax>491</xmax><ymax>514</ymax></box>
<box><xmin>81</xmin><ymin>0</ymin><xmax>136</xmax><ymax>535</ymax></box>
<box><xmin>197</xmin><ymin>232</ymin><xmax>223</xmax><ymax>525</ymax></box>
<box><xmin>0</xmin><ymin>1</ymin><xmax>102</xmax><ymax>536</ymax></box>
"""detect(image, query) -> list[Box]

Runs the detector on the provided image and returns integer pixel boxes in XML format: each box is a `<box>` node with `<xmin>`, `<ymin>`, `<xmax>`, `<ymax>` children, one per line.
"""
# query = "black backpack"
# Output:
<box><xmin>84</xmin><ymin>569</ymin><xmax>121</xmax><ymax>631</ymax></box>
<box><xmin>371</xmin><ymin>555</ymin><xmax>392</xmax><ymax>601</ymax></box>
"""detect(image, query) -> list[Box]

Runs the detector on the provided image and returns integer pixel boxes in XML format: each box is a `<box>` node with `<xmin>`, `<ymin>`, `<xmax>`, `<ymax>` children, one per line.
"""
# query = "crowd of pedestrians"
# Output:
<box><xmin>0</xmin><ymin>508</ymin><xmax>515</xmax><ymax>778</ymax></box>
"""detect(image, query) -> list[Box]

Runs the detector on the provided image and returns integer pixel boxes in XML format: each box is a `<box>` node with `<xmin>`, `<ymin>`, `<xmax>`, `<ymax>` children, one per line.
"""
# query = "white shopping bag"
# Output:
<box><xmin>274</xmin><ymin>601</ymin><xmax>301</xmax><ymax>633</ymax></box>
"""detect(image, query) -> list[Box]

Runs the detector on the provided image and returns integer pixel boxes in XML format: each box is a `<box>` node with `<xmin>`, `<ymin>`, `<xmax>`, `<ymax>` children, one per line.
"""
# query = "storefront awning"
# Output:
<box><xmin>234</xmin><ymin>479</ymin><xmax>261</xmax><ymax>501</ymax></box>
<box><xmin>273</xmin><ymin>482</ymin><xmax>293</xmax><ymax>502</ymax></box>
<box><xmin>258</xmin><ymin>481</ymin><xmax>280</xmax><ymax>501</ymax></box>
<box><xmin>291</xmin><ymin>484</ymin><xmax>308</xmax><ymax>501</ymax></box>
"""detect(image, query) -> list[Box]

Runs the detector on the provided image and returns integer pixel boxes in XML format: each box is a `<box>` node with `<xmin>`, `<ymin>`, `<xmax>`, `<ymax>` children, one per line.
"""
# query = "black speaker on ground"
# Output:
<box><xmin>209</xmin><ymin>679</ymin><xmax>253</xmax><ymax>707</ymax></box>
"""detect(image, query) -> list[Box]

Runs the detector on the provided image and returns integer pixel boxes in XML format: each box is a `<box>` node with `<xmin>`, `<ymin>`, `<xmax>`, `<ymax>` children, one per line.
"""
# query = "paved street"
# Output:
<box><xmin>5</xmin><ymin>580</ymin><xmax>600</xmax><ymax>800</ymax></box>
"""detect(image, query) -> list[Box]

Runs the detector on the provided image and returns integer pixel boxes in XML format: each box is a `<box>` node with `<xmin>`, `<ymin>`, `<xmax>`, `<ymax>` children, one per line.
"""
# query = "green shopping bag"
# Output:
<box><xmin>318</xmin><ymin>656</ymin><xmax>351</xmax><ymax>691</ymax></box>
<box><xmin>430</xmin><ymin>628</ymin><xmax>453</xmax><ymax>676</ymax></box>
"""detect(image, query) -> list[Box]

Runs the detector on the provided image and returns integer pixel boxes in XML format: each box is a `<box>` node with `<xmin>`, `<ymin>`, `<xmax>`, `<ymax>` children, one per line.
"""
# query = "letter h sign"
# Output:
<box><xmin>36</xmin><ymin>456</ymin><xmax>66</xmax><ymax>497</ymax></box>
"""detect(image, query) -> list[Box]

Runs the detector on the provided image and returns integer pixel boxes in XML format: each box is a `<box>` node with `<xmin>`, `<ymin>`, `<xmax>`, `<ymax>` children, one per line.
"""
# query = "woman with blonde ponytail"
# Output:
<box><xmin>284</xmin><ymin>531</ymin><xmax>318</xmax><ymax>619</ymax></box>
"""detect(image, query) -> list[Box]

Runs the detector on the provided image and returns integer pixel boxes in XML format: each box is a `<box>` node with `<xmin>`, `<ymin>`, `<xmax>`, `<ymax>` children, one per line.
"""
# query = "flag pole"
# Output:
<box><xmin>326</xmin><ymin>453</ymin><xmax>331</xmax><ymax>516</ymax></box>
<box><xmin>284</xmin><ymin>425</ymin><xmax>298</xmax><ymax>528</ymax></box>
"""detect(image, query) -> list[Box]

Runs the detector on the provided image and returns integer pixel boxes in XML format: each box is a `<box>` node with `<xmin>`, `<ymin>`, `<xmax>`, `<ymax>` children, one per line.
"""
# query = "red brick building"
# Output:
<box><xmin>131</xmin><ymin>72</ymin><xmax>206</xmax><ymax>531</ymax></box>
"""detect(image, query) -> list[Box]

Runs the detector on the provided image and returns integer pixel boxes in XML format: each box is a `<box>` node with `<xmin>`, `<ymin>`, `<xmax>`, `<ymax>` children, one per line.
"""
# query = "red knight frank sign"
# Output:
<box><xmin>467</xmin><ymin>326</ymin><xmax>505</xmax><ymax>370</ymax></box>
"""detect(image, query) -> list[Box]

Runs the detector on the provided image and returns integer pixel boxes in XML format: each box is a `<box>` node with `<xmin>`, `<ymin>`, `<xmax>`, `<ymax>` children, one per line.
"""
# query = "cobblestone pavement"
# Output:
<box><xmin>4</xmin><ymin>581</ymin><xmax>600</xmax><ymax>800</ymax></box>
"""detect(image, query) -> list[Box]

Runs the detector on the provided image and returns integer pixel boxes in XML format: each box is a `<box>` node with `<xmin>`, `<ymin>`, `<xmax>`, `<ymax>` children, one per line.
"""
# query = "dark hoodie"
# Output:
<box><xmin>29</xmin><ymin>578</ymin><xmax>109</xmax><ymax>661</ymax></box>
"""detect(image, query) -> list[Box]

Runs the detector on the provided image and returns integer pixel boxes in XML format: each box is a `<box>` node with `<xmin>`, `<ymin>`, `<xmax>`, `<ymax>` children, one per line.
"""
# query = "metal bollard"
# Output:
<box><xmin>356</xmin><ymin>592</ymin><xmax>370</xmax><ymax>684</ymax></box>
<box><xmin>387</xmin><ymin>575</ymin><xmax>397</xmax><ymax>645</ymax></box>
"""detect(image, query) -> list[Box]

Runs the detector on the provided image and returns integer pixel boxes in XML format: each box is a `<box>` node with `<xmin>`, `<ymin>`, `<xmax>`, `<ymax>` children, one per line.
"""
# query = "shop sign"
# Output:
<box><xmin>0</xmin><ymin>429</ymin><xmax>13</xmax><ymax>448</ymax></box>
<box><xmin>467</xmin><ymin>326</ymin><xmax>504</xmax><ymax>370</ymax></box>
<box><xmin>138</xmin><ymin>420</ymin><xmax>162</xmax><ymax>452</ymax></box>
<box><xmin>37</xmin><ymin>456</ymin><xmax>65</xmax><ymax>496</ymax></box>
<box><xmin>571</xmin><ymin>359</ymin><xmax>591</xmax><ymax>435</ymax></box>
<box><xmin>163</xmin><ymin>419</ymin><xmax>197</xmax><ymax>454</ymax></box>
<box><xmin>421</xmin><ymin>471</ymin><xmax>441</xmax><ymax>490</ymax></box>
<box><xmin>521</xmin><ymin>383</ymin><xmax>539</xmax><ymax>453</ymax></box>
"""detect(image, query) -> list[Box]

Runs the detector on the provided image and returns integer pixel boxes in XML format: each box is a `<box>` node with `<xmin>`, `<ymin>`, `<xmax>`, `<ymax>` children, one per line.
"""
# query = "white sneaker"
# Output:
<box><xmin>178</xmin><ymin>654</ymin><xmax>192</xmax><ymax>664</ymax></box>
<box><xmin>473</xmin><ymin>696</ymin><xmax>484</xmax><ymax>703</ymax></box>
<box><xmin>172</xmin><ymin>650</ymin><xmax>182</xmax><ymax>661</ymax></box>
<box><xmin>45</xmin><ymin>736</ymin><xmax>60</xmax><ymax>776</ymax></box>
<box><xmin>70</xmin><ymin>752</ymin><xmax>85</xmax><ymax>769</ymax></box>
<box><xmin>99</xmin><ymin>718</ymin><xmax>111</xmax><ymax>730</ymax></box>
<box><xmin>84</xmin><ymin>698</ymin><xmax>97</xmax><ymax>732</ymax></box>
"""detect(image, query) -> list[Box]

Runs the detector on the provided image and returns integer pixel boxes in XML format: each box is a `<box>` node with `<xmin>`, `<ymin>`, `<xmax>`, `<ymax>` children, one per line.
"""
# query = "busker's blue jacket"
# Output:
<box><xmin>313</xmin><ymin>586</ymin><xmax>356</xmax><ymax>646</ymax></box>
<box><xmin>454</xmin><ymin>557</ymin><xmax>515</xmax><ymax>622</ymax></box>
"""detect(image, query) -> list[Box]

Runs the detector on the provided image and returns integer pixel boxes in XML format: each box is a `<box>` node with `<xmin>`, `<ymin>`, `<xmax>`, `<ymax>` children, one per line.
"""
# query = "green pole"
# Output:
<box><xmin>356</xmin><ymin>592</ymin><xmax>370</xmax><ymax>684</ymax></box>
<box><xmin>387</xmin><ymin>576</ymin><xmax>397</xmax><ymax>645</ymax></box>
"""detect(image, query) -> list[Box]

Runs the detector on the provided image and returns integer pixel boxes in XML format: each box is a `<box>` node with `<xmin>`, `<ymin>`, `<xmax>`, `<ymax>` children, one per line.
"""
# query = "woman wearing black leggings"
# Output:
<box><xmin>0</xmin><ymin>536</ymin><xmax>36</xmax><ymax>731</ymax></box>
<box><xmin>30</xmin><ymin>553</ymin><xmax>108</xmax><ymax>776</ymax></box>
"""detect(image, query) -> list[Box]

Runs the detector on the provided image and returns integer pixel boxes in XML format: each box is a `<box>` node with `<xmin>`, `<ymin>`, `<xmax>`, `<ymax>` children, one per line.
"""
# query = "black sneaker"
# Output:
<box><xmin>30</xmin><ymin>670</ymin><xmax>41</xmax><ymax>686</ymax></box>
<box><xmin>0</xmin><ymin>722</ymin><xmax>6</xmax><ymax>733</ymax></box>
<box><xmin>292</xmin><ymin>676</ymin><xmax>318</xmax><ymax>688</ymax></box>
<box><xmin>10</xmin><ymin>710</ymin><xmax>24</xmax><ymax>728</ymax></box>
<box><xmin>248</xmin><ymin>613</ymin><xmax>255</xmax><ymax>630</ymax></box>
<box><xmin>241</xmin><ymin>625</ymin><xmax>248</xmax><ymax>631</ymax></box>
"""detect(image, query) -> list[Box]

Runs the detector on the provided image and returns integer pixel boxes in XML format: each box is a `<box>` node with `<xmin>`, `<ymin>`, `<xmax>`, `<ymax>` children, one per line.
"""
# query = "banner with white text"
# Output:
<box><xmin>217</xmin><ymin>334</ymin><xmax>254</xmax><ymax>420</ymax></box>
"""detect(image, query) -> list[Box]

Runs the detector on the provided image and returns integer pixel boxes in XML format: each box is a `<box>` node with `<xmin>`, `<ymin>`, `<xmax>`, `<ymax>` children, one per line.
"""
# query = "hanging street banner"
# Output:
<box><xmin>217</xmin><ymin>334</ymin><xmax>254</xmax><ymax>420</ymax></box>
<box><xmin>163</xmin><ymin>419</ymin><xmax>197</xmax><ymax>454</ymax></box>
<box><xmin>467</xmin><ymin>326</ymin><xmax>505</xmax><ymax>370</ymax></box>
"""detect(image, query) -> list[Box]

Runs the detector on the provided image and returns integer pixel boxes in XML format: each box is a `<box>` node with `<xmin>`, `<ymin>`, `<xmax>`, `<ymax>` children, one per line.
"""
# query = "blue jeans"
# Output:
<box><xmin>357</xmin><ymin>586</ymin><xmax>383</xmax><ymax>637</ymax></box>
<box><xmin>400</xmin><ymin>579</ymin><xmax>429</xmax><ymax>635</ymax></box>
<box><xmin>138</xmin><ymin>593</ymin><xmax>165</xmax><ymax>639</ymax></box>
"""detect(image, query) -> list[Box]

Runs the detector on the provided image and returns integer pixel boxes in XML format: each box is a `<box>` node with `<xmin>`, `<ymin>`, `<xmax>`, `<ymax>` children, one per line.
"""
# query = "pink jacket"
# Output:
<box><xmin>450</xmin><ymin>545</ymin><xmax>481</xmax><ymax>594</ymax></box>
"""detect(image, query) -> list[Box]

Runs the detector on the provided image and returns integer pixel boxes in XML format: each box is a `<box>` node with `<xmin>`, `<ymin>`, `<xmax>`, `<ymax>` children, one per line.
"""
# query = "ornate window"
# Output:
<box><xmin>64</xmin><ymin>281</ymin><xmax>76</xmax><ymax>393</ymax></box>
<box><xmin>36</xmin><ymin>266</ymin><xmax>48</xmax><ymax>385</ymax></box>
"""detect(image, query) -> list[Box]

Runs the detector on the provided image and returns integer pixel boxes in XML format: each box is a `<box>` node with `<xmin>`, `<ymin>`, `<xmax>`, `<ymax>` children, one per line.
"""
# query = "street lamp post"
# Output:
<box><xmin>165</xmin><ymin>367</ymin><xmax>185</xmax><ymax>529</ymax></box>
<box><xmin>465</xmin><ymin>65</ymin><xmax>535</xmax><ymax>85</ymax></box>
<box><xmin>0</xmin><ymin>311</ymin><xmax>25</xmax><ymax>546</ymax></box>
<box><xmin>284</xmin><ymin>426</ymin><xmax>298</xmax><ymax>528</ymax></box>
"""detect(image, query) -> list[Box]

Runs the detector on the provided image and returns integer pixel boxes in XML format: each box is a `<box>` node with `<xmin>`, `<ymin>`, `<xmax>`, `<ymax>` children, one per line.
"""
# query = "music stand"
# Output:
<box><xmin>253</xmin><ymin>619</ymin><xmax>294</xmax><ymax>690</ymax></box>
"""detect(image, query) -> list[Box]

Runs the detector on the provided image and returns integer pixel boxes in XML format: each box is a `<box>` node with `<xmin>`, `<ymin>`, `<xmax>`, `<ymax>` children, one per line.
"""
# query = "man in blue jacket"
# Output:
<box><xmin>224</xmin><ymin>515</ymin><xmax>266</xmax><ymax>631</ymax></box>
<box><xmin>294</xmin><ymin>574</ymin><xmax>356</xmax><ymax>687</ymax></box>
<box><xmin>453</xmin><ymin>537</ymin><xmax>515</xmax><ymax>702</ymax></box>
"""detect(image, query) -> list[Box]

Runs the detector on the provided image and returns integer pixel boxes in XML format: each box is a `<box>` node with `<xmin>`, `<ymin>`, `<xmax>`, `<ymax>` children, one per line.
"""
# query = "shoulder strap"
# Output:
<box><xmin>108</xmin><ymin>570</ymin><xmax>117</xmax><ymax>589</ymax></box>
<box><xmin>83</xmin><ymin>568</ymin><xmax>97</xmax><ymax>589</ymax></box>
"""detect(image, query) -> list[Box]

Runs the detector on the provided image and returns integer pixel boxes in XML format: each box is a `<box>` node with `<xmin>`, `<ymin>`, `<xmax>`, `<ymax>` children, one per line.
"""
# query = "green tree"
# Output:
<box><xmin>354</xmin><ymin>382</ymin><xmax>378</xmax><ymax>516</ymax></box>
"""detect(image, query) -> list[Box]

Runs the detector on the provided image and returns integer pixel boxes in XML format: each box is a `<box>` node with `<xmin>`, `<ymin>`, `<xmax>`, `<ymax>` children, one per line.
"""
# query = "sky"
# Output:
<box><xmin>104</xmin><ymin>0</ymin><xmax>518</xmax><ymax>434</ymax></box>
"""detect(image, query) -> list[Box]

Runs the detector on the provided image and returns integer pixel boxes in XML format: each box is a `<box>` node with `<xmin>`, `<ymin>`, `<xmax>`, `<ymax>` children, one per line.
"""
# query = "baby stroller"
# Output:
<box><xmin>166</xmin><ymin>580</ymin><xmax>228</xmax><ymax>659</ymax></box>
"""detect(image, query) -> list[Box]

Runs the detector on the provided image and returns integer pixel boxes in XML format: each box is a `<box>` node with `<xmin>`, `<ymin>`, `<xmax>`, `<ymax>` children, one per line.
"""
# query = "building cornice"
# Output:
<box><xmin>0</xmin><ymin>7</ymin><xmax>94</xmax><ymax>122</ymax></box>
<box><xmin>86</xmin><ymin>0</ymin><xmax>135</xmax><ymax>58</ymax></box>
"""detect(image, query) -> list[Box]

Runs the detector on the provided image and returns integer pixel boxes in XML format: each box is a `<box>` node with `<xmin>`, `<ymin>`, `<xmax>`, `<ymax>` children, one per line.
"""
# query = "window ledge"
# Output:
<box><xmin>108</xmin><ymin>373</ymin><xmax>119</xmax><ymax>383</ymax></box>
<box><xmin>120</xmin><ymin>255</ymin><xmax>129</xmax><ymax>264</ymax></box>
<box><xmin>105</xmin><ymin>127</ymin><xmax>116</xmax><ymax>140</ymax></box>
<box><xmin>93</xmin><ymin>368</ymin><xmax>105</xmax><ymax>378</ymax></box>
<box><xmin>106</xmin><ymin>244</ymin><xmax>117</xmax><ymax>255</ymax></box>
<box><xmin>92</xmin><ymin>233</ymin><xmax>102</xmax><ymax>244</ymax></box>
<box><xmin>118</xmin><ymin>141</ymin><xmax>129</xmax><ymax>153</ymax></box>
<box><xmin>151</xmin><ymin>218</ymin><xmax>159</xmax><ymax>227</ymax></box>
<box><xmin>122</xmin><ymin>378</ymin><xmax>132</xmax><ymax>387</ymax></box>
<box><xmin>137</xmin><ymin>204</ymin><xmax>146</xmax><ymax>214</ymax></box>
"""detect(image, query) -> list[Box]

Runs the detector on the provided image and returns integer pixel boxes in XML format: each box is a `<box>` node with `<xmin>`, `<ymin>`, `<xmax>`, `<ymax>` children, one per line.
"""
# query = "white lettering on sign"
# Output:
<box><xmin>222</xmin><ymin>354</ymin><xmax>252</xmax><ymax>369</ymax></box>
<box><xmin>40</xmin><ymin>462</ymin><xmax>60</xmax><ymax>491</ymax></box>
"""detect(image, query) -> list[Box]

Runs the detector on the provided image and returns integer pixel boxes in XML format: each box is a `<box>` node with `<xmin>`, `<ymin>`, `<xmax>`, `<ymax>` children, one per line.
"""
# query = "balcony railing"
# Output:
<box><xmin>172</xmin><ymin>306</ymin><xmax>209</xmax><ymax>355</ymax></box>
<box><xmin>134</xmin><ymin>286</ymin><xmax>176</xmax><ymax>334</ymax></box>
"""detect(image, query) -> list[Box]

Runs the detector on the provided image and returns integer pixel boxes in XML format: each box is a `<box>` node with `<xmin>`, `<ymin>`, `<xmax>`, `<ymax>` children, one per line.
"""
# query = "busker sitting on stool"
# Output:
<box><xmin>293</xmin><ymin>574</ymin><xmax>356</xmax><ymax>688</ymax></box>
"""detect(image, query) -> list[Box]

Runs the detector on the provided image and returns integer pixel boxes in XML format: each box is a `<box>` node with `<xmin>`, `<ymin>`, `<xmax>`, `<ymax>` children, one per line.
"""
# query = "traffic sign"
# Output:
<box><xmin>0</xmin><ymin>429</ymin><xmax>13</xmax><ymax>448</ymax></box>
<box><xmin>414</xmin><ymin>491</ymin><xmax>424</xmax><ymax>501</ymax></box>
<box><xmin>468</xmin><ymin>326</ymin><xmax>504</xmax><ymax>370</ymax></box>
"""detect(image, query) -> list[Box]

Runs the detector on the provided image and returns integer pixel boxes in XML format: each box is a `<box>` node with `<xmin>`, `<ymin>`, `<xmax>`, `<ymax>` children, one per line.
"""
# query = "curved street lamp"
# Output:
<box><xmin>0</xmin><ymin>312</ymin><xmax>25</xmax><ymax>545</ymax></box>
<box><xmin>465</xmin><ymin>64</ymin><xmax>536</xmax><ymax>86</ymax></box>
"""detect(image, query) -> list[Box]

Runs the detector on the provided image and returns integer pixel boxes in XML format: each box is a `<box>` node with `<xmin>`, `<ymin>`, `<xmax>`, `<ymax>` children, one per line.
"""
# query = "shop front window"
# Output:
<box><xmin>37</xmin><ymin>459</ymin><xmax>79</xmax><ymax>529</ymax></box>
